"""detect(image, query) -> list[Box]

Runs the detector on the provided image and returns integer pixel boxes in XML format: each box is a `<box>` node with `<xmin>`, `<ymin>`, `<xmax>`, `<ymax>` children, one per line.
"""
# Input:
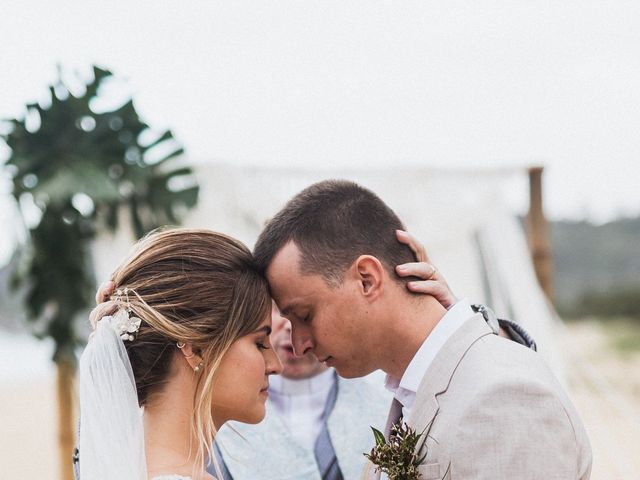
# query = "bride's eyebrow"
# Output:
<box><xmin>252</xmin><ymin>325</ymin><xmax>272</xmax><ymax>336</ymax></box>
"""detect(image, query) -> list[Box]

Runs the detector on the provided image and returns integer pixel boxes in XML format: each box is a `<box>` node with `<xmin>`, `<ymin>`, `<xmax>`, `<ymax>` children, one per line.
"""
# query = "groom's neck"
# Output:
<box><xmin>378</xmin><ymin>295</ymin><xmax>447</xmax><ymax>379</ymax></box>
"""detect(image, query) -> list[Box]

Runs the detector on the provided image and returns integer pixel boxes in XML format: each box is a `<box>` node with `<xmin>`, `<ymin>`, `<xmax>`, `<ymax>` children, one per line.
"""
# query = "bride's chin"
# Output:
<box><xmin>241</xmin><ymin>404</ymin><xmax>266</xmax><ymax>425</ymax></box>
<box><xmin>212</xmin><ymin>402</ymin><xmax>266</xmax><ymax>427</ymax></box>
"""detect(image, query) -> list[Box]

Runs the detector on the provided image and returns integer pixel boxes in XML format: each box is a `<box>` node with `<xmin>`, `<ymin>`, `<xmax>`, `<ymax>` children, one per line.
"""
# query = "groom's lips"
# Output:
<box><xmin>320</xmin><ymin>356</ymin><xmax>334</xmax><ymax>365</ymax></box>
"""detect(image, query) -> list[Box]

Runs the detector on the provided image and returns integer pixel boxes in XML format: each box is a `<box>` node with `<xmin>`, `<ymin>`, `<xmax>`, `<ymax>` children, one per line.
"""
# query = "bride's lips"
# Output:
<box><xmin>259</xmin><ymin>384</ymin><xmax>269</xmax><ymax>398</ymax></box>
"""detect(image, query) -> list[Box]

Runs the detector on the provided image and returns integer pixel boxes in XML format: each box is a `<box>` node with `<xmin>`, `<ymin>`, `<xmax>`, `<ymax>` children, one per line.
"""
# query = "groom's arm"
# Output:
<box><xmin>450</xmin><ymin>378</ymin><xmax>590</xmax><ymax>479</ymax></box>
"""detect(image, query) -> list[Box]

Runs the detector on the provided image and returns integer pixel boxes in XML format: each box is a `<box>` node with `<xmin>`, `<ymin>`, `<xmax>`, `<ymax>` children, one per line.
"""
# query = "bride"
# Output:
<box><xmin>79</xmin><ymin>228</ymin><xmax>282</xmax><ymax>480</ymax></box>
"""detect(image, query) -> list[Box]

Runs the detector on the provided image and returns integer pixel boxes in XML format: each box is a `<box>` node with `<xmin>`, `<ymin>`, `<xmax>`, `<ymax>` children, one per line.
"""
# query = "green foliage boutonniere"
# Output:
<box><xmin>364</xmin><ymin>420</ymin><xmax>428</xmax><ymax>480</ymax></box>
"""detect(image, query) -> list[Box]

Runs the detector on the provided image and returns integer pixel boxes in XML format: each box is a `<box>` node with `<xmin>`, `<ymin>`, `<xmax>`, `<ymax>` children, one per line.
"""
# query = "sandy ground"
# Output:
<box><xmin>0</xmin><ymin>377</ymin><xmax>62</xmax><ymax>478</ymax></box>
<box><xmin>562</xmin><ymin>320</ymin><xmax>640</xmax><ymax>480</ymax></box>
<box><xmin>1</xmin><ymin>321</ymin><xmax>639</xmax><ymax>479</ymax></box>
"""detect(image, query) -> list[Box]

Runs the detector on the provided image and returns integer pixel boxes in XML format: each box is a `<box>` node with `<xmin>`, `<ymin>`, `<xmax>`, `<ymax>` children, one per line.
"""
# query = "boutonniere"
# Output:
<box><xmin>364</xmin><ymin>419</ymin><xmax>428</xmax><ymax>480</ymax></box>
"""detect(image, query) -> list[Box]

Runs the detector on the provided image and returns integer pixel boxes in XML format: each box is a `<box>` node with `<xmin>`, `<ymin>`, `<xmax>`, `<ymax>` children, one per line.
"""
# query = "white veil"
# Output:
<box><xmin>79</xmin><ymin>312</ymin><xmax>147</xmax><ymax>480</ymax></box>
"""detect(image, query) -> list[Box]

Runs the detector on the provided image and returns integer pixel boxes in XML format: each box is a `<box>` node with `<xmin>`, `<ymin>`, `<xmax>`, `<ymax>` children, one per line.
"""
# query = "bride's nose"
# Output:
<box><xmin>266</xmin><ymin>347</ymin><xmax>283</xmax><ymax>375</ymax></box>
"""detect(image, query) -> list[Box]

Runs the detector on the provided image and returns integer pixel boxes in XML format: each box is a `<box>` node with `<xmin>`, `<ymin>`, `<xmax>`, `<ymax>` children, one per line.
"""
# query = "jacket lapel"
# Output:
<box><xmin>408</xmin><ymin>314</ymin><xmax>494</xmax><ymax>439</ymax></box>
<box><xmin>362</xmin><ymin>314</ymin><xmax>494</xmax><ymax>480</ymax></box>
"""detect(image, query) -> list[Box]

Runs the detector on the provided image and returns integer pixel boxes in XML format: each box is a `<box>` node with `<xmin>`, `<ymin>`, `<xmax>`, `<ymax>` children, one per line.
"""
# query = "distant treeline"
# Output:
<box><xmin>550</xmin><ymin>216</ymin><xmax>640</xmax><ymax>320</ymax></box>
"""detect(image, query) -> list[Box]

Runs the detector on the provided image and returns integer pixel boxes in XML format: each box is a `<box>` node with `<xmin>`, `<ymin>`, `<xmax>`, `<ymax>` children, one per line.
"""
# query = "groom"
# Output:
<box><xmin>253</xmin><ymin>180</ymin><xmax>592</xmax><ymax>479</ymax></box>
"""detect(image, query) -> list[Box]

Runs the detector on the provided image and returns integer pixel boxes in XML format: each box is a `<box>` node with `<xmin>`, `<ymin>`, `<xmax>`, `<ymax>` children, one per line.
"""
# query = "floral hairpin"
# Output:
<box><xmin>111</xmin><ymin>310</ymin><xmax>142</xmax><ymax>342</ymax></box>
<box><xmin>107</xmin><ymin>287</ymin><xmax>142</xmax><ymax>341</ymax></box>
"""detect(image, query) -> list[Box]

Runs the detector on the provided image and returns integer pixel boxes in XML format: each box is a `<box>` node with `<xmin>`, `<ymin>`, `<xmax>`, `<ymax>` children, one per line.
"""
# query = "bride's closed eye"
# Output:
<box><xmin>255</xmin><ymin>332</ymin><xmax>273</xmax><ymax>350</ymax></box>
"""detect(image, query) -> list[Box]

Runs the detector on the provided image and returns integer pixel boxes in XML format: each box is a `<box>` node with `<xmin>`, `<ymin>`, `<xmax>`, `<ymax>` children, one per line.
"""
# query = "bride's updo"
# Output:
<box><xmin>108</xmin><ymin>228</ymin><xmax>271</xmax><ymax>466</ymax></box>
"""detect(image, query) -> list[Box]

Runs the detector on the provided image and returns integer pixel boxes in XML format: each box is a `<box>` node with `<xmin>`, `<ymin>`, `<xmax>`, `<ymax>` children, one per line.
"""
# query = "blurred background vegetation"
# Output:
<box><xmin>550</xmin><ymin>216</ymin><xmax>640</xmax><ymax>355</ymax></box>
<box><xmin>551</xmin><ymin>217</ymin><xmax>640</xmax><ymax>321</ymax></box>
<box><xmin>1</xmin><ymin>65</ymin><xmax>199</xmax><ymax>480</ymax></box>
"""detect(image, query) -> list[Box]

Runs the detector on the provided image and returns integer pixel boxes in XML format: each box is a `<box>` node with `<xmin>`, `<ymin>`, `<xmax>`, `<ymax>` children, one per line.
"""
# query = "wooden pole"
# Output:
<box><xmin>526</xmin><ymin>166</ymin><xmax>555</xmax><ymax>303</ymax></box>
<box><xmin>56</xmin><ymin>357</ymin><xmax>76</xmax><ymax>480</ymax></box>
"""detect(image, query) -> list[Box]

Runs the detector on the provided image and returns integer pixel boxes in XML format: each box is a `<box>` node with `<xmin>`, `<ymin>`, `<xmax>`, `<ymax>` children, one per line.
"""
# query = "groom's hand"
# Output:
<box><xmin>395</xmin><ymin>230</ymin><xmax>458</xmax><ymax>309</ymax></box>
<box><xmin>88</xmin><ymin>280</ymin><xmax>117</xmax><ymax>329</ymax></box>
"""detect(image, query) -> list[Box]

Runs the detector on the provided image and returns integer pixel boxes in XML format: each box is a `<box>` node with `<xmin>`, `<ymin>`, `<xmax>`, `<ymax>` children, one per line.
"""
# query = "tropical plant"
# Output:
<box><xmin>2</xmin><ymin>65</ymin><xmax>199</xmax><ymax>480</ymax></box>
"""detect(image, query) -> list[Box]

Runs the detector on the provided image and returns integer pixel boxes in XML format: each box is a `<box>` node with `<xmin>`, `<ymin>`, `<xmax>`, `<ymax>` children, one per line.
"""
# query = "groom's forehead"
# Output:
<box><xmin>267</xmin><ymin>244</ymin><xmax>341</xmax><ymax>309</ymax></box>
<box><xmin>265</xmin><ymin>241</ymin><xmax>304</xmax><ymax>285</ymax></box>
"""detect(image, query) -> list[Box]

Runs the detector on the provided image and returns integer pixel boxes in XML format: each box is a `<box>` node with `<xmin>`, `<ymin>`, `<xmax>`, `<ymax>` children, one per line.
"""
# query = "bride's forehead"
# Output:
<box><xmin>254</xmin><ymin>312</ymin><xmax>273</xmax><ymax>330</ymax></box>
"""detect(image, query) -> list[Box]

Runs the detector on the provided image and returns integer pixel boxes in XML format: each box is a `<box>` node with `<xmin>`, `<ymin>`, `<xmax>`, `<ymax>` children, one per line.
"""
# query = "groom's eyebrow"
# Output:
<box><xmin>279</xmin><ymin>303</ymin><xmax>301</xmax><ymax>318</ymax></box>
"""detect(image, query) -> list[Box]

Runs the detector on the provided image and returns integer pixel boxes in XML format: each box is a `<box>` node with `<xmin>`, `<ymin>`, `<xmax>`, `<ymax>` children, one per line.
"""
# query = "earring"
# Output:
<box><xmin>176</xmin><ymin>341</ymin><xmax>195</xmax><ymax>358</ymax></box>
<box><xmin>194</xmin><ymin>362</ymin><xmax>203</xmax><ymax>373</ymax></box>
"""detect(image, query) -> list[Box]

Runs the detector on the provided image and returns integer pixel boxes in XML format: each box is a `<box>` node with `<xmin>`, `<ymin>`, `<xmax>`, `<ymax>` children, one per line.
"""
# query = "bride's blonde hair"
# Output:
<box><xmin>109</xmin><ymin>228</ymin><xmax>271</xmax><ymax>472</ymax></box>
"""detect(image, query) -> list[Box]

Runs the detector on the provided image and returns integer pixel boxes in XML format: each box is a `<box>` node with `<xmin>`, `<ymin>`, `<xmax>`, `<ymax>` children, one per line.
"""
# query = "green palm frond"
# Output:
<box><xmin>2</xmin><ymin>65</ymin><xmax>199</xmax><ymax>359</ymax></box>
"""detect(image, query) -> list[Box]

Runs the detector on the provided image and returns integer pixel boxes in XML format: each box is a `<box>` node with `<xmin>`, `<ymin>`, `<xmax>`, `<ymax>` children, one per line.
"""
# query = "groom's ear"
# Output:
<box><xmin>353</xmin><ymin>255</ymin><xmax>384</xmax><ymax>301</ymax></box>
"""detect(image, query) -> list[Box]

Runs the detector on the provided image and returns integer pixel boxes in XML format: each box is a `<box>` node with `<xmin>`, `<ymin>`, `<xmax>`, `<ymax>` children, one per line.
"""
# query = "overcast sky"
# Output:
<box><xmin>2</xmin><ymin>1</ymin><xmax>639</xmax><ymax>231</ymax></box>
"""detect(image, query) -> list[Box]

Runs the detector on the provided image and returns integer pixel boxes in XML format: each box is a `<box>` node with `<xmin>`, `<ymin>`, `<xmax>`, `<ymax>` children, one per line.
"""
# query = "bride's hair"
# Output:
<box><xmin>109</xmin><ymin>227</ymin><xmax>271</xmax><ymax>471</ymax></box>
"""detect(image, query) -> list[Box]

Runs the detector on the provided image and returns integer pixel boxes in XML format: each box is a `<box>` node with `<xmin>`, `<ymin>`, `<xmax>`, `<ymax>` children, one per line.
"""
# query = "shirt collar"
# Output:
<box><xmin>385</xmin><ymin>299</ymin><xmax>474</xmax><ymax>408</ymax></box>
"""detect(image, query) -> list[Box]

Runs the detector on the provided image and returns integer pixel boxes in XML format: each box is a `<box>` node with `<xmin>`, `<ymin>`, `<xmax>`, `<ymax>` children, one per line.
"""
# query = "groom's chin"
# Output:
<box><xmin>334</xmin><ymin>364</ymin><xmax>370</xmax><ymax>379</ymax></box>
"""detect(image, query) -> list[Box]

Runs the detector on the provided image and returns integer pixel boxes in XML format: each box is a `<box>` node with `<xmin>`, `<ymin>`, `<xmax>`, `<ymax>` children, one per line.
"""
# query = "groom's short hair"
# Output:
<box><xmin>254</xmin><ymin>179</ymin><xmax>415</xmax><ymax>285</ymax></box>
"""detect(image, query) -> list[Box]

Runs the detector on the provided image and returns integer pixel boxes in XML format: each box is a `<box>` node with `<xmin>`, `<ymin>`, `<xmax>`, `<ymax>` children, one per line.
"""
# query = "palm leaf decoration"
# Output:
<box><xmin>2</xmin><ymin>65</ymin><xmax>199</xmax><ymax>480</ymax></box>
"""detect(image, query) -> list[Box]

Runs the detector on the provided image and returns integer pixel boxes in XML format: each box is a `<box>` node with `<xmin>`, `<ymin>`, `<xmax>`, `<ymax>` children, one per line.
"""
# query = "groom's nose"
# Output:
<box><xmin>291</xmin><ymin>329</ymin><xmax>314</xmax><ymax>357</ymax></box>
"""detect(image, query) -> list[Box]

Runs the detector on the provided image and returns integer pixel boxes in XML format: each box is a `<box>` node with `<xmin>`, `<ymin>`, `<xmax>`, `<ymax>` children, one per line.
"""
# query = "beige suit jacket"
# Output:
<box><xmin>363</xmin><ymin>314</ymin><xmax>592</xmax><ymax>479</ymax></box>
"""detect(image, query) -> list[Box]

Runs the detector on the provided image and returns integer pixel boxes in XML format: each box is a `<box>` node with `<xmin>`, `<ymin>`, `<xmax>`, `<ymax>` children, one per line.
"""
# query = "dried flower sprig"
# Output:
<box><xmin>364</xmin><ymin>419</ymin><xmax>428</xmax><ymax>480</ymax></box>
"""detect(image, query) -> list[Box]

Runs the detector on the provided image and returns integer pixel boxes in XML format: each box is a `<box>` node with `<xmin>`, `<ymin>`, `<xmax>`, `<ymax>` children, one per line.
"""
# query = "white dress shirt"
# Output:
<box><xmin>269</xmin><ymin>368</ymin><xmax>336</xmax><ymax>452</ymax></box>
<box><xmin>385</xmin><ymin>299</ymin><xmax>474</xmax><ymax>419</ymax></box>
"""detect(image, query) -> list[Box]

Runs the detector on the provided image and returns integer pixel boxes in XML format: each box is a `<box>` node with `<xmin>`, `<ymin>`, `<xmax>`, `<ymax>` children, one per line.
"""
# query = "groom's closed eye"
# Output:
<box><xmin>287</xmin><ymin>310</ymin><xmax>310</xmax><ymax>323</ymax></box>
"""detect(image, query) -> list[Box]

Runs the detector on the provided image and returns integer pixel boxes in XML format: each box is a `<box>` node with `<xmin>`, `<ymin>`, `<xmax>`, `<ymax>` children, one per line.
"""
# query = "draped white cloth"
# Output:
<box><xmin>79</xmin><ymin>315</ymin><xmax>147</xmax><ymax>480</ymax></box>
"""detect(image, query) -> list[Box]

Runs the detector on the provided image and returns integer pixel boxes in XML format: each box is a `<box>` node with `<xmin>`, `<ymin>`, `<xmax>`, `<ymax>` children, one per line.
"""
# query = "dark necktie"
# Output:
<box><xmin>314</xmin><ymin>374</ymin><xmax>344</xmax><ymax>480</ymax></box>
